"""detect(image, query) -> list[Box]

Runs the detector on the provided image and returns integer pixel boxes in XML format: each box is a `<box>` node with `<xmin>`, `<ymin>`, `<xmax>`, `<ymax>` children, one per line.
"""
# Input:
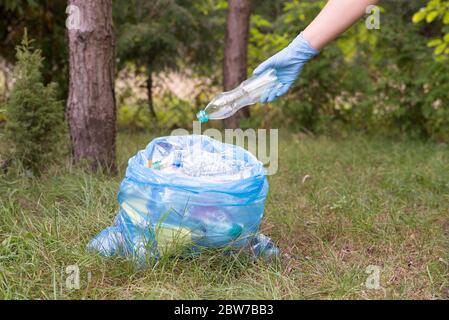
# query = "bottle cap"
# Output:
<box><xmin>152</xmin><ymin>161</ymin><xmax>162</xmax><ymax>170</ymax></box>
<box><xmin>172</xmin><ymin>152</ymin><xmax>183</xmax><ymax>168</ymax></box>
<box><xmin>196</xmin><ymin>110</ymin><xmax>209</xmax><ymax>123</ymax></box>
<box><xmin>229</xmin><ymin>223</ymin><xmax>243</xmax><ymax>239</ymax></box>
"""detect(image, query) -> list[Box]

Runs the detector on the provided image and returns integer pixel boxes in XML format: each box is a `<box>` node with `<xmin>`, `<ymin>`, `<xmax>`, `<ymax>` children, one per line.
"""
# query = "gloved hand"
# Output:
<box><xmin>253</xmin><ymin>33</ymin><xmax>319</xmax><ymax>103</ymax></box>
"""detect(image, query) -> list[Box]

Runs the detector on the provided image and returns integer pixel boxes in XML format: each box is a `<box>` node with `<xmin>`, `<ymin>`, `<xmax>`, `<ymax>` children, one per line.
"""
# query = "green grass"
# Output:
<box><xmin>1</xmin><ymin>132</ymin><xmax>448</xmax><ymax>299</ymax></box>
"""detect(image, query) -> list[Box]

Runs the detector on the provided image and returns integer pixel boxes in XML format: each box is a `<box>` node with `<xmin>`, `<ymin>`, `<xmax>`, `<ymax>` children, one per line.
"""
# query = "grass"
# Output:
<box><xmin>0</xmin><ymin>131</ymin><xmax>448</xmax><ymax>299</ymax></box>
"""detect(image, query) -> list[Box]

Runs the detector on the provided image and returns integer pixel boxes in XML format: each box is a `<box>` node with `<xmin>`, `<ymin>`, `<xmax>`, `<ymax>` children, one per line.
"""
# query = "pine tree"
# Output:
<box><xmin>5</xmin><ymin>32</ymin><xmax>64</xmax><ymax>174</ymax></box>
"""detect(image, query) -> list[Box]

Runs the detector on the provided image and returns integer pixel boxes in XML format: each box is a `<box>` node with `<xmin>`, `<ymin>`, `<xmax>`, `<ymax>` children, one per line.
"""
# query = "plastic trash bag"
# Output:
<box><xmin>88</xmin><ymin>135</ymin><xmax>278</xmax><ymax>265</ymax></box>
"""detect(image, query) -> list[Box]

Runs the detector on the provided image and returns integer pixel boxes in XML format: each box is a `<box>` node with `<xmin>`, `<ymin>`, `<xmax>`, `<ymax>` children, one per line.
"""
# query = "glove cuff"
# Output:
<box><xmin>289</xmin><ymin>32</ymin><xmax>320</xmax><ymax>59</ymax></box>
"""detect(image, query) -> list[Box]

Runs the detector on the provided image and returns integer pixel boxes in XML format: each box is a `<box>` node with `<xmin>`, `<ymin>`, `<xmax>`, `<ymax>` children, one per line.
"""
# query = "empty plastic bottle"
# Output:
<box><xmin>197</xmin><ymin>69</ymin><xmax>282</xmax><ymax>123</ymax></box>
<box><xmin>150</xmin><ymin>150</ymin><xmax>247</xmax><ymax>181</ymax></box>
<box><xmin>150</xmin><ymin>150</ymin><xmax>184</xmax><ymax>171</ymax></box>
<box><xmin>188</xmin><ymin>206</ymin><xmax>243</xmax><ymax>247</ymax></box>
<box><xmin>248</xmin><ymin>234</ymin><xmax>280</xmax><ymax>260</ymax></box>
<box><xmin>181</xmin><ymin>156</ymin><xmax>244</xmax><ymax>178</ymax></box>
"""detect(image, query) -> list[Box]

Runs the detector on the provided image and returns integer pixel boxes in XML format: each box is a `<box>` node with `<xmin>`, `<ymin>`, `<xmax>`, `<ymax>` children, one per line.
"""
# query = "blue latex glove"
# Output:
<box><xmin>253</xmin><ymin>33</ymin><xmax>319</xmax><ymax>103</ymax></box>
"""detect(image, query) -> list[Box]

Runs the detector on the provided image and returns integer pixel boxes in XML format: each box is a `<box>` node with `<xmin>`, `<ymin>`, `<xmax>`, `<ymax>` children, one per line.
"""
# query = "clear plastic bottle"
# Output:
<box><xmin>150</xmin><ymin>150</ymin><xmax>184</xmax><ymax>171</ymax></box>
<box><xmin>197</xmin><ymin>69</ymin><xmax>281</xmax><ymax>123</ymax></box>
<box><xmin>150</xmin><ymin>150</ymin><xmax>247</xmax><ymax>181</ymax></box>
<box><xmin>248</xmin><ymin>234</ymin><xmax>280</xmax><ymax>260</ymax></box>
<box><xmin>188</xmin><ymin>206</ymin><xmax>243</xmax><ymax>247</ymax></box>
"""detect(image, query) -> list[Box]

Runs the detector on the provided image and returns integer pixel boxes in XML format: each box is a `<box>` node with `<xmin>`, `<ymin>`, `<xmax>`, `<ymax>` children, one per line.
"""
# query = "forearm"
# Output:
<box><xmin>302</xmin><ymin>0</ymin><xmax>380</xmax><ymax>50</ymax></box>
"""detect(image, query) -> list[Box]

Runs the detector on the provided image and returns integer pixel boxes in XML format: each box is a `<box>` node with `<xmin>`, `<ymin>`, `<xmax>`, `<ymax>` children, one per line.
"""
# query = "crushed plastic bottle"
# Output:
<box><xmin>149</xmin><ymin>149</ymin><xmax>251</xmax><ymax>182</ymax></box>
<box><xmin>150</xmin><ymin>150</ymin><xmax>184</xmax><ymax>171</ymax></box>
<box><xmin>248</xmin><ymin>234</ymin><xmax>280</xmax><ymax>260</ymax></box>
<box><xmin>197</xmin><ymin>69</ymin><xmax>281</xmax><ymax>123</ymax></box>
<box><xmin>187</xmin><ymin>206</ymin><xmax>243</xmax><ymax>247</ymax></box>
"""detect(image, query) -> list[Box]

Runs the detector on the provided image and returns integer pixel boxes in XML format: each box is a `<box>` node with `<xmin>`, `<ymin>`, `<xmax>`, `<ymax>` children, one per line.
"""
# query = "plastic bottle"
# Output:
<box><xmin>181</xmin><ymin>156</ymin><xmax>244</xmax><ymax>178</ymax></box>
<box><xmin>248</xmin><ymin>233</ymin><xmax>280</xmax><ymax>259</ymax></box>
<box><xmin>150</xmin><ymin>150</ymin><xmax>246</xmax><ymax>180</ymax></box>
<box><xmin>150</xmin><ymin>150</ymin><xmax>184</xmax><ymax>171</ymax></box>
<box><xmin>197</xmin><ymin>69</ymin><xmax>281</xmax><ymax>123</ymax></box>
<box><xmin>188</xmin><ymin>206</ymin><xmax>243</xmax><ymax>247</ymax></box>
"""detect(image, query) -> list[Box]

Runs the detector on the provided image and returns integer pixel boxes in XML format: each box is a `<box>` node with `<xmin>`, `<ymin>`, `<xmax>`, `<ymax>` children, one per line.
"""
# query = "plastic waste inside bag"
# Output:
<box><xmin>88</xmin><ymin>135</ymin><xmax>279</xmax><ymax>265</ymax></box>
<box><xmin>148</xmin><ymin>148</ymin><xmax>253</xmax><ymax>182</ymax></box>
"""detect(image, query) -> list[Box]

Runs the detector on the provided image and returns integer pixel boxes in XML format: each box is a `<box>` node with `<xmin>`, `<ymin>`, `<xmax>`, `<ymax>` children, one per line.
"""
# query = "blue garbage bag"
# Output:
<box><xmin>88</xmin><ymin>135</ymin><xmax>278</xmax><ymax>265</ymax></box>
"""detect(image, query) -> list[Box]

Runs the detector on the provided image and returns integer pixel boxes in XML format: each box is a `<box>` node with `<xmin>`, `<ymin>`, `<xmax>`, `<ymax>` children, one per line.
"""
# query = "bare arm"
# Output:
<box><xmin>302</xmin><ymin>0</ymin><xmax>380</xmax><ymax>50</ymax></box>
<box><xmin>254</xmin><ymin>0</ymin><xmax>381</xmax><ymax>102</ymax></box>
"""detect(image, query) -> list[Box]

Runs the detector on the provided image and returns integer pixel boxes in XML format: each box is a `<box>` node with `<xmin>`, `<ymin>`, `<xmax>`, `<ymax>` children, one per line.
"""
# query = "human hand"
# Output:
<box><xmin>253</xmin><ymin>33</ymin><xmax>319</xmax><ymax>103</ymax></box>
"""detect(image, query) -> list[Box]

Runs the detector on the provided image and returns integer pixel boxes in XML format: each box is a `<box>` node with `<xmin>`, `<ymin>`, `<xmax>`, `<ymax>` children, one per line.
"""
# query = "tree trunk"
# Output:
<box><xmin>67</xmin><ymin>0</ymin><xmax>116</xmax><ymax>173</ymax></box>
<box><xmin>223</xmin><ymin>0</ymin><xmax>251</xmax><ymax>129</ymax></box>
<box><xmin>146</xmin><ymin>67</ymin><xmax>157</xmax><ymax>120</ymax></box>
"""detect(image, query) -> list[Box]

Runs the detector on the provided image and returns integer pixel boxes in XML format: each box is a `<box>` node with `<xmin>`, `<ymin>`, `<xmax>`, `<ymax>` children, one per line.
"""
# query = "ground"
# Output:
<box><xmin>1</xmin><ymin>131</ymin><xmax>448</xmax><ymax>299</ymax></box>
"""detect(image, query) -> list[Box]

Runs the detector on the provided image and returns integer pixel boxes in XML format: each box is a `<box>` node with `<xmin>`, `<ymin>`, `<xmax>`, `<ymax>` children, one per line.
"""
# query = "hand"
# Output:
<box><xmin>253</xmin><ymin>33</ymin><xmax>319</xmax><ymax>103</ymax></box>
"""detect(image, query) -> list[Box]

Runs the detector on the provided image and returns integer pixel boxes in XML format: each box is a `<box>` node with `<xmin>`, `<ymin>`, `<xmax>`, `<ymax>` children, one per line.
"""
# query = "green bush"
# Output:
<box><xmin>155</xmin><ymin>92</ymin><xmax>197</xmax><ymax>130</ymax></box>
<box><xmin>412</xmin><ymin>0</ymin><xmax>449</xmax><ymax>58</ymax></box>
<box><xmin>4</xmin><ymin>33</ymin><xmax>64</xmax><ymax>173</ymax></box>
<box><xmin>117</xmin><ymin>92</ymin><xmax>196</xmax><ymax>132</ymax></box>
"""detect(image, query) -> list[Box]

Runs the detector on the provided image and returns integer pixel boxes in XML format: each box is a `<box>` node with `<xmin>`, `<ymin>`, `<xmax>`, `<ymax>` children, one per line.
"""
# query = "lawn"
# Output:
<box><xmin>1</xmin><ymin>131</ymin><xmax>448</xmax><ymax>299</ymax></box>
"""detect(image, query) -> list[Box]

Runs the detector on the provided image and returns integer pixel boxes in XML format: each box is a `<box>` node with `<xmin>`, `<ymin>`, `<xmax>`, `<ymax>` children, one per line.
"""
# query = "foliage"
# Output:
<box><xmin>4</xmin><ymin>33</ymin><xmax>64</xmax><ymax>173</ymax></box>
<box><xmin>155</xmin><ymin>92</ymin><xmax>197</xmax><ymax>129</ymax></box>
<box><xmin>113</xmin><ymin>0</ymin><xmax>225</xmax><ymax>122</ymax></box>
<box><xmin>248</xmin><ymin>0</ymin><xmax>449</xmax><ymax>141</ymax></box>
<box><xmin>0</xmin><ymin>1</ymin><xmax>68</xmax><ymax>92</ymax></box>
<box><xmin>114</xmin><ymin>0</ymin><xmax>223</xmax><ymax>74</ymax></box>
<box><xmin>413</xmin><ymin>0</ymin><xmax>449</xmax><ymax>58</ymax></box>
<box><xmin>115</xmin><ymin>0</ymin><xmax>191</xmax><ymax>72</ymax></box>
<box><xmin>118</xmin><ymin>93</ymin><xmax>196</xmax><ymax>131</ymax></box>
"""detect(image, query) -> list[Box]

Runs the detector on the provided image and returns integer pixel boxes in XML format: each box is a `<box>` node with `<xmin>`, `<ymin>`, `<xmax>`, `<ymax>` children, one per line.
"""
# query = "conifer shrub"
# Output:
<box><xmin>5</xmin><ymin>32</ymin><xmax>64</xmax><ymax>174</ymax></box>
